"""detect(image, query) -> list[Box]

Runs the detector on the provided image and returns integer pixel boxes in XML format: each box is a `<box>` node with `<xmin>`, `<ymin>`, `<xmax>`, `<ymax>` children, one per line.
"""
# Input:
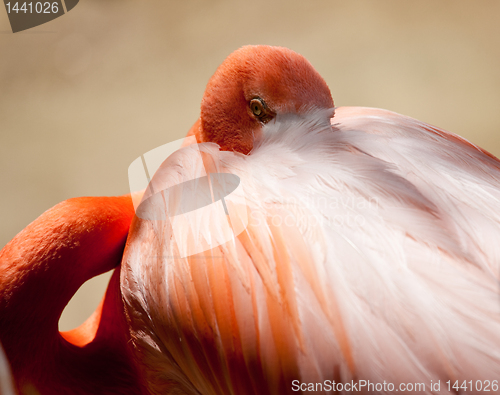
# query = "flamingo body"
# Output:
<box><xmin>122</xmin><ymin>105</ymin><xmax>500</xmax><ymax>394</ymax></box>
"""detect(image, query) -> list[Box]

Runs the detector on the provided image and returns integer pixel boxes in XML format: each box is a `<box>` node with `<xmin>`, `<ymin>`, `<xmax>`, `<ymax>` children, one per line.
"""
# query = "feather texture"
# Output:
<box><xmin>122</xmin><ymin>107</ymin><xmax>500</xmax><ymax>394</ymax></box>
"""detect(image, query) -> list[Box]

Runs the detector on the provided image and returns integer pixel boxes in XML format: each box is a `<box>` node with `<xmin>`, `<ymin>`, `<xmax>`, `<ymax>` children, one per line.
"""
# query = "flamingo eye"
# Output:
<box><xmin>250</xmin><ymin>98</ymin><xmax>264</xmax><ymax>116</ymax></box>
<box><xmin>249</xmin><ymin>98</ymin><xmax>275</xmax><ymax>123</ymax></box>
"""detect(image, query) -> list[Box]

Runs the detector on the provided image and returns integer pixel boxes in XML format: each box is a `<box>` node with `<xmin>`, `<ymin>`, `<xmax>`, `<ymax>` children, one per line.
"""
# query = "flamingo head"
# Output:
<box><xmin>198</xmin><ymin>45</ymin><xmax>334</xmax><ymax>154</ymax></box>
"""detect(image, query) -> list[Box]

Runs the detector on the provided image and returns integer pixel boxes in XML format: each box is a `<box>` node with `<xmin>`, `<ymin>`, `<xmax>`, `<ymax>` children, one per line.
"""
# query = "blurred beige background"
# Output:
<box><xmin>1</xmin><ymin>0</ymin><xmax>499</xmax><ymax>331</ymax></box>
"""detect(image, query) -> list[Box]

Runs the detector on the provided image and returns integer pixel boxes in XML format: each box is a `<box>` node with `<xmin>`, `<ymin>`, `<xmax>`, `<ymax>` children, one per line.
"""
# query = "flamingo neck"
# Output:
<box><xmin>0</xmin><ymin>196</ymin><xmax>144</xmax><ymax>394</ymax></box>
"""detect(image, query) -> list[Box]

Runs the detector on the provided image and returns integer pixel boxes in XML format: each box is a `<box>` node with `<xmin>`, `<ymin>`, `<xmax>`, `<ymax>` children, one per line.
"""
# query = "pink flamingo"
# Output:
<box><xmin>2</xmin><ymin>45</ymin><xmax>500</xmax><ymax>394</ymax></box>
